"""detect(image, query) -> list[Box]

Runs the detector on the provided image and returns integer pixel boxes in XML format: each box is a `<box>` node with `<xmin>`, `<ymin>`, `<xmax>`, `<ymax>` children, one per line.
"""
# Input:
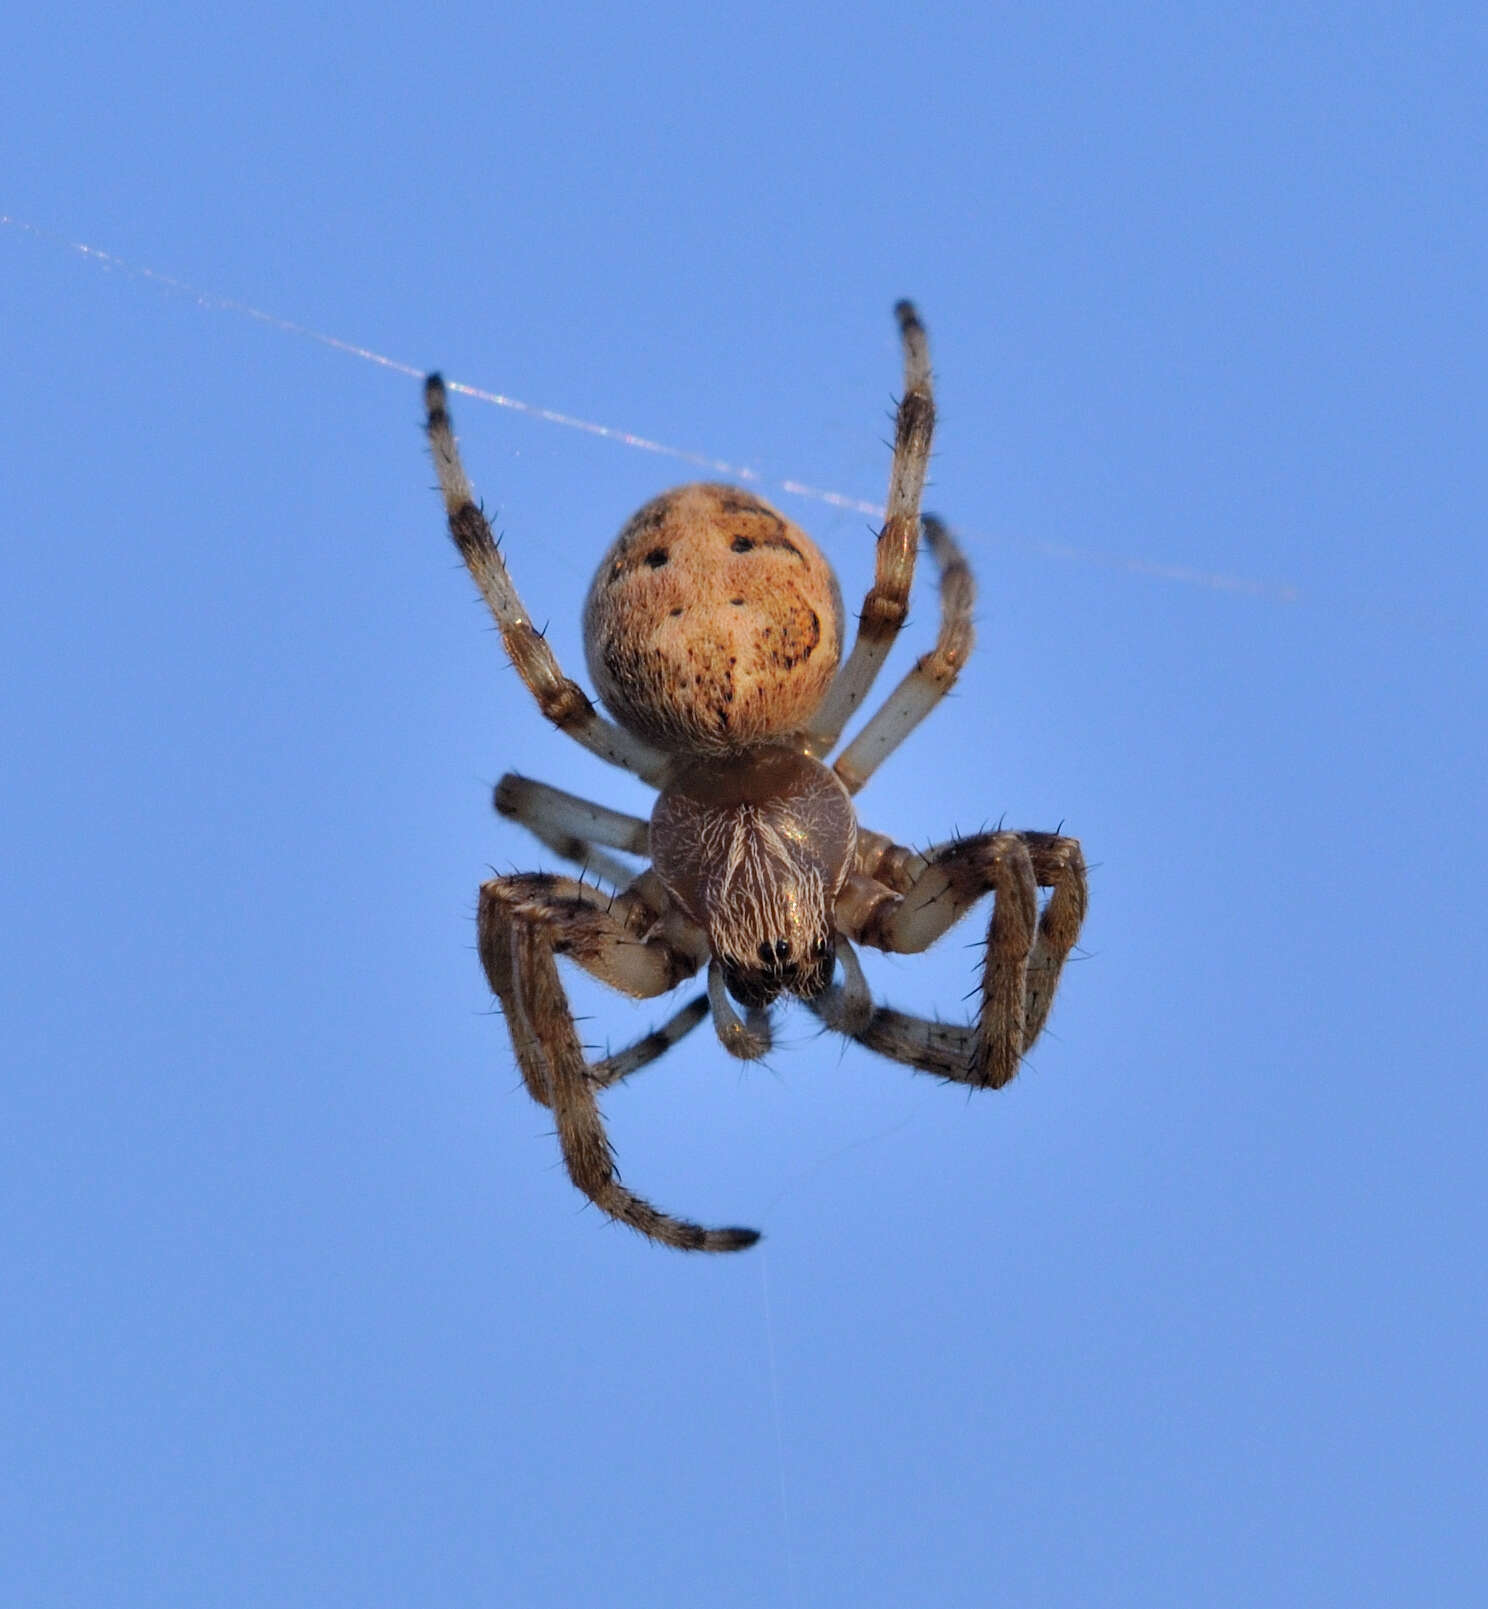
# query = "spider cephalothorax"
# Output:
<box><xmin>424</xmin><ymin>302</ymin><xmax>1088</xmax><ymax>1252</ymax></box>
<box><xmin>650</xmin><ymin>747</ymin><xmax>854</xmax><ymax>1008</ymax></box>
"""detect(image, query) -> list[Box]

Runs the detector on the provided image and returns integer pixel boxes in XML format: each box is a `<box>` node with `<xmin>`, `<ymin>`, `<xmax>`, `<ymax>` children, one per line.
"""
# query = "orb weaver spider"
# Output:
<box><xmin>423</xmin><ymin>303</ymin><xmax>1086</xmax><ymax>1252</ymax></box>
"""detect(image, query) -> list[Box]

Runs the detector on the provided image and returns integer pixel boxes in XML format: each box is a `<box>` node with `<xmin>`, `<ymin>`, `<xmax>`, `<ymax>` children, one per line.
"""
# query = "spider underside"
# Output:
<box><xmin>424</xmin><ymin>303</ymin><xmax>1087</xmax><ymax>1252</ymax></box>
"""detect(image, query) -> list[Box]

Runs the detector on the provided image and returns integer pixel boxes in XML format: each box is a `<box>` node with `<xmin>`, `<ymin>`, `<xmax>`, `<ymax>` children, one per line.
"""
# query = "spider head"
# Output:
<box><xmin>651</xmin><ymin>748</ymin><xmax>856</xmax><ymax>1007</ymax></box>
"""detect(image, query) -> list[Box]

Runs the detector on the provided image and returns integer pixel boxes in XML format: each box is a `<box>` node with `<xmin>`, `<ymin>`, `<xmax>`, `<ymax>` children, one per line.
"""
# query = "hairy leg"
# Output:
<box><xmin>837</xmin><ymin>829</ymin><xmax>1087</xmax><ymax>1087</ymax></box>
<box><xmin>810</xmin><ymin>991</ymin><xmax>976</xmax><ymax>1081</ymax></box>
<box><xmin>478</xmin><ymin>878</ymin><xmax>757</xmax><ymax>1251</ymax></box>
<box><xmin>830</xmin><ymin>517</ymin><xmax>974</xmax><ymax>794</ymax></box>
<box><xmin>479</xmin><ymin>874</ymin><xmax>693</xmax><ymax>1004</ymax></box>
<box><xmin>805</xmin><ymin>301</ymin><xmax>936</xmax><ymax>754</ymax></box>
<box><xmin>506</xmin><ymin>923</ymin><xmax>758</xmax><ymax>1251</ymax></box>
<box><xmin>493</xmin><ymin>773</ymin><xmax>650</xmax><ymax>891</ymax></box>
<box><xmin>588</xmin><ymin>995</ymin><xmax>710</xmax><ymax>1089</ymax></box>
<box><xmin>424</xmin><ymin>377</ymin><xmax>670</xmax><ymax>783</ymax></box>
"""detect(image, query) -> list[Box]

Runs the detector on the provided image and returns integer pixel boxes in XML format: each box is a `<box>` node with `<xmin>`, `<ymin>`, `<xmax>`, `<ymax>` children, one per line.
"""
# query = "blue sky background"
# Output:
<box><xmin>3</xmin><ymin>5</ymin><xmax>1485</xmax><ymax>1605</ymax></box>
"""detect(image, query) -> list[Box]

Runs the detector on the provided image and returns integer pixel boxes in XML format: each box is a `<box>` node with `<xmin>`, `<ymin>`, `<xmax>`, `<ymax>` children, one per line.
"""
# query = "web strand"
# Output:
<box><xmin>4</xmin><ymin>213</ymin><xmax>1298</xmax><ymax>603</ymax></box>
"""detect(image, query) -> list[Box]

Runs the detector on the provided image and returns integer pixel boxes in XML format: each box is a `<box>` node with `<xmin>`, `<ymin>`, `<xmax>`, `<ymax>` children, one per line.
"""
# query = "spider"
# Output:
<box><xmin>422</xmin><ymin>302</ymin><xmax>1087</xmax><ymax>1253</ymax></box>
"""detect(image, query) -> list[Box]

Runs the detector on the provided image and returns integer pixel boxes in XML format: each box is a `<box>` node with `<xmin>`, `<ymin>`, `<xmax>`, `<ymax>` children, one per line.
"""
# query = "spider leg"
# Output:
<box><xmin>837</xmin><ymin>829</ymin><xmax>1088</xmax><ymax>1088</ymax></box>
<box><xmin>810</xmin><ymin>993</ymin><xmax>977</xmax><ymax>1081</ymax></box>
<box><xmin>424</xmin><ymin>377</ymin><xmax>671</xmax><ymax>785</ymax></box>
<box><xmin>494</xmin><ymin>774</ymin><xmax>650</xmax><ymax>855</ymax></box>
<box><xmin>479</xmin><ymin>877</ymin><xmax>757</xmax><ymax>1251</ymax></box>
<box><xmin>493</xmin><ymin>773</ymin><xmax>650</xmax><ymax>892</ymax></box>
<box><xmin>589</xmin><ymin>995</ymin><xmax>710</xmax><ymax>1089</ymax></box>
<box><xmin>830</xmin><ymin>517</ymin><xmax>973</xmax><ymax>793</ymax></box>
<box><xmin>478</xmin><ymin>874</ymin><xmax>684</xmax><ymax>1107</ymax></box>
<box><xmin>480</xmin><ymin>873</ymin><xmax>693</xmax><ymax>1005</ymax></box>
<box><xmin>504</xmin><ymin>831</ymin><xmax>637</xmax><ymax>897</ymax></box>
<box><xmin>1014</xmin><ymin>832</ymin><xmax>1089</xmax><ymax>1047</ymax></box>
<box><xmin>804</xmin><ymin>301</ymin><xmax>936</xmax><ymax>756</ymax></box>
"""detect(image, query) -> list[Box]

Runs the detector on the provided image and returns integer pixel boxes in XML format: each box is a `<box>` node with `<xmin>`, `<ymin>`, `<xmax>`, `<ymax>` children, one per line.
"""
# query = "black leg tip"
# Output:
<box><xmin>706</xmin><ymin>1226</ymin><xmax>762</xmax><ymax>1253</ymax></box>
<box><xmin>492</xmin><ymin>773</ymin><xmax>523</xmax><ymax>817</ymax></box>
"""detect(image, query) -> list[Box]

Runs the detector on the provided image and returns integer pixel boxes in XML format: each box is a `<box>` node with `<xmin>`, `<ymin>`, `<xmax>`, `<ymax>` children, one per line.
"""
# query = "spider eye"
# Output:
<box><xmin>730</xmin><ymin>536</ymin><xmax>755</xmax><ymax>553</ymax></box>
<box><xmin>644</xmin><ymin>547</ymin><xmax>669</xmax><ymax>568</ymax></box>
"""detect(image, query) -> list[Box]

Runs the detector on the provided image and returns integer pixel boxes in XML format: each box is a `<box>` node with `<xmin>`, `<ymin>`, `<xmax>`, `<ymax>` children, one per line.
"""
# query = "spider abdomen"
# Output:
<box><xmin>582</xmin><ymin>484</ymin><xmax>844</xmax><ymax>754</ymax></box>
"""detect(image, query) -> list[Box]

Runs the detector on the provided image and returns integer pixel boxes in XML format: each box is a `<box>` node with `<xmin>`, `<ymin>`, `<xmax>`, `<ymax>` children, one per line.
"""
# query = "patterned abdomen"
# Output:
<box><xmin>582</xmin><ymin>484</ymin><xmax>843</xmax><ymax>754</ymax></box>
